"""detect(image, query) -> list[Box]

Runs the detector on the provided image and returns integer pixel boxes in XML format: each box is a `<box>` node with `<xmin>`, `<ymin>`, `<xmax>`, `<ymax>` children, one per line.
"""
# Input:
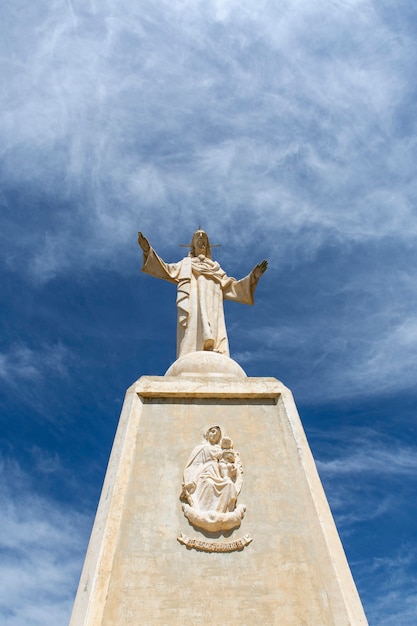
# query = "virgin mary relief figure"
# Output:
<box><xmin>180</xmin><ymin>426</ymin><xmax>245</xmax><ymax>532</ymax></box>
<box><xmin>138</xmin><ymin>229</ymin><xmax>267</xmax><ymax>358</ymax></box>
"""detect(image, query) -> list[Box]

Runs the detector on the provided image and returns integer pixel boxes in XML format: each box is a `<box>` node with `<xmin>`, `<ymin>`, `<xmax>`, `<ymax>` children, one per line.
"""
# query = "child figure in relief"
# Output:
<box><xmin>218</xmin><ymin>436</ymin><xmax>238</xmax><ymax>481</ymax></box>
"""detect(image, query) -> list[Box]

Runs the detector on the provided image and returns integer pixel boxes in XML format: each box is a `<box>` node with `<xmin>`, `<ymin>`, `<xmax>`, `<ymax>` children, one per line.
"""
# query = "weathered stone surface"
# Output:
<box><xmin>70</xmin><ymin>375</ymin><xmax>368</xmax><ymax>625</ymax></box>
<box><xmin>165</xmin><ymin>350</ymin><xmax>247</xmax><ymax>378</ymax></box>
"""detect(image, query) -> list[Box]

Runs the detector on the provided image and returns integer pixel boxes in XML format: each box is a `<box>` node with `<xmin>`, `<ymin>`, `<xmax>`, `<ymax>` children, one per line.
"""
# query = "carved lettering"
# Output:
<box><xmin>177</xmin><ymin>533</ymin><xmax>253</xmax><ymax>553</ymax></box>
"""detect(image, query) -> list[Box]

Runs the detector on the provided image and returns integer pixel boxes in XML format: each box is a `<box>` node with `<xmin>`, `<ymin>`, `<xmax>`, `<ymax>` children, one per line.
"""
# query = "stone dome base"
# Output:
<box><xmin>164</xmin><ymin>351</ymin><xmax>247</xmax><ymax>378</ymax></box>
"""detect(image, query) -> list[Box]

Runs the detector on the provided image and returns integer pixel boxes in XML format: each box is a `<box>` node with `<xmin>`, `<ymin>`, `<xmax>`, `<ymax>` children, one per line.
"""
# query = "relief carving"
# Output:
<box><xmin>177</xmin><ymin>533</ymin><xmax>253</xmax><ymax>552</ymax></box>
<box><xmin>180</xmin><ymin>426</ymin><xmax>246</xmax><ymax>532</ymax></box>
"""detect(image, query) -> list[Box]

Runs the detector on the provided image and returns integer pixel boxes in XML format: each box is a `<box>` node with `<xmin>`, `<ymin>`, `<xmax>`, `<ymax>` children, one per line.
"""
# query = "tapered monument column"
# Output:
<box><xmin>70</xmin><ymin>352</ymin><xmax>367</xmax><ymax>625</ymax></box>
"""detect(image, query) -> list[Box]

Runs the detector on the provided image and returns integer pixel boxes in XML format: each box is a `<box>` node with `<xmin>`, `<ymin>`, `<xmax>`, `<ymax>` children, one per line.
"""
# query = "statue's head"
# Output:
<box><xmin>190</xmin><ymin>229</ymin><xmax>212</xmax><ymax>259</ymax></box>
<box><xmin>205</xmin><ymin>425</ymin><xmax>222</xmax><ymax>445</ymax></box>
<box><xmin>220</xmin><ymin>436</ymin><xmax>233</xmax><ymax>450</ymax></box>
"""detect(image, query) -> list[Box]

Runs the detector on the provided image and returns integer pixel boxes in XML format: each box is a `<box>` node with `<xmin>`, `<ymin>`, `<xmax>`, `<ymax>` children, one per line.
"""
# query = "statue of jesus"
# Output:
<box><xmin>138</xmin><ymin>229</ymin><xmax>267</xmax><ymax>358</ymax></box>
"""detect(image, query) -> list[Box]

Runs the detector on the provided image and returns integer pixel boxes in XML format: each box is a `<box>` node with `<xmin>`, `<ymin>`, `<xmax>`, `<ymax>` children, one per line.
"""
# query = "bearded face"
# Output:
<box><xmin>191</xmin><ymin>230</ymin><xmax>211</xmax><ymax>258</ymax></box>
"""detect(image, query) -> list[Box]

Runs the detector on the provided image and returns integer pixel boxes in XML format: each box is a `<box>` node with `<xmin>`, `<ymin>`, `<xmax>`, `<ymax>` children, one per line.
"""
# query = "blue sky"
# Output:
<box><xmin>1</xmin><ymin>0</ymin><xmax>417</xmax><ymax>623</ymax></box>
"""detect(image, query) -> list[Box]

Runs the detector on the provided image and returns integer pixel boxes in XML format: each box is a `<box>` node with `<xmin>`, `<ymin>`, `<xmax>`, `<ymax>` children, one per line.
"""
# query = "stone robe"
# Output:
<box><xmin>142</xmin><ymin>248</ymin><xmax>256</xmax><ymax>358</ymax></box>
<box><xmin>183</xmin><ymin>442</ymin><xmax>239</xmax><ymax>514</ymax></box>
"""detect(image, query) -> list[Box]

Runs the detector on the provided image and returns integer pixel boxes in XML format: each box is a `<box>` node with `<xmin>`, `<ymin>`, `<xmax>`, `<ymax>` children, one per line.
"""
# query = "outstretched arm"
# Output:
<box><xmin>251</xmin><ymin>259</ymin><xmax>268</xmax><ymax>282</ymax></box>
<box><xmin>223</xmin><ymin>259</ymin><xmax>268</xmax><ymax>304</ymax></box>
<box><xmin>138</xmin><ymin>232</ymin><xmax>180</xmax><ymax>284</ymax></box>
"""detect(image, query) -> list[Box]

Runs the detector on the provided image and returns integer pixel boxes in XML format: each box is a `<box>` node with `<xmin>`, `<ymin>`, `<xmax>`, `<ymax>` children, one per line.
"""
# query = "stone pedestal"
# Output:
<box><xmin>70</xmin><ymin>369</ymin><xmax>368</xmax><ymax>625</ymax></box>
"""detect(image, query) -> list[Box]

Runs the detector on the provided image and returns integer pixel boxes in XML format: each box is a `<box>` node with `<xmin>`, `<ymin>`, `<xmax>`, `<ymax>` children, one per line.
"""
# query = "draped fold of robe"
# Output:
<box><xmin>183</xmin><ymin>443</ymin><xmax>240</xmax><ymax>514</ymax></box>
<box><xmin>142</xmin><ymin>248</ymin><xmax>256</xmax><ymax>357</ymax></box>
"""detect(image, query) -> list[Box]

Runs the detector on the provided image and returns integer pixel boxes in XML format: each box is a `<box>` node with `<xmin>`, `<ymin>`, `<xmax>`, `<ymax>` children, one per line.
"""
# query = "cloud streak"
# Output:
<box><xmin>1</xmin><ymin>0</ymin><xmax>416</xmax><ymax>282</ymax></box>
<box><xmin>358</xmin><ymin>545</ymin><xmax>417</xmax><ymax>626</ymax></box>
<box><xmin>0</xmin><ymin>343</ymin><xmax>69</xmax><ymax>384</ymax></box>
<box><xmin>0</xmin><ymin>459</ymin><xmax>89</xmax><ymax>626</ymax></box>
<box><xmin>316</xmin><ymin>443</ymin><xmax>417</xmax><ymax>477</ymax></box>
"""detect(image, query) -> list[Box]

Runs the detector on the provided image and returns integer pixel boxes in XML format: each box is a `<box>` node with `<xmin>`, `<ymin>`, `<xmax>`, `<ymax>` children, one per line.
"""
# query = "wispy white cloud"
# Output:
<box><xmin>234</xmin><ymin>255</ymin><xmax>417</xmax><ymax>400</ymax></box>
<box><xmin>311</xmin><ymin>427</ymin><xmax>416</xmax><ymax>536</ymax></box>
<box><xmin>317</xmin><ymin>443</ymin><xmax>417</xmax><ymax>477</ymax></box>
<box><xmin>30</xmin><ymin>446</ymin><xmax>64</xmax><ymax>476</ymax></box>
<box><xmin>311</xmin><ymin>428</ymin><xmax>417</xmax><ymax>624</ymax></box>
<box><xmin>332</xmin><ymin>496</ymin><xmax>392</xmax><ymax>529</ymax></box>
<box><xmin>349</xmin><ymin>316</ymin><xmax>417</xmax><ymax>393</ymax></box>
<box><xmin>1</xmin><ymin>0</ymin><xmax>416</xmax><ymax>283</ymax></box>
<box><xmin>0</xmin><ymin>459</ymin><xmax>89</xmax><ymax>626</ymax></box>
<box><xmin>359</xmin><ymin>545</ymin><xmax>417</xmax><ymax>626</ymax></box>
<box><xmin>0</xmin><ymin>343</ymin><xmax>70</xmax><ymax>384</ymax></box>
